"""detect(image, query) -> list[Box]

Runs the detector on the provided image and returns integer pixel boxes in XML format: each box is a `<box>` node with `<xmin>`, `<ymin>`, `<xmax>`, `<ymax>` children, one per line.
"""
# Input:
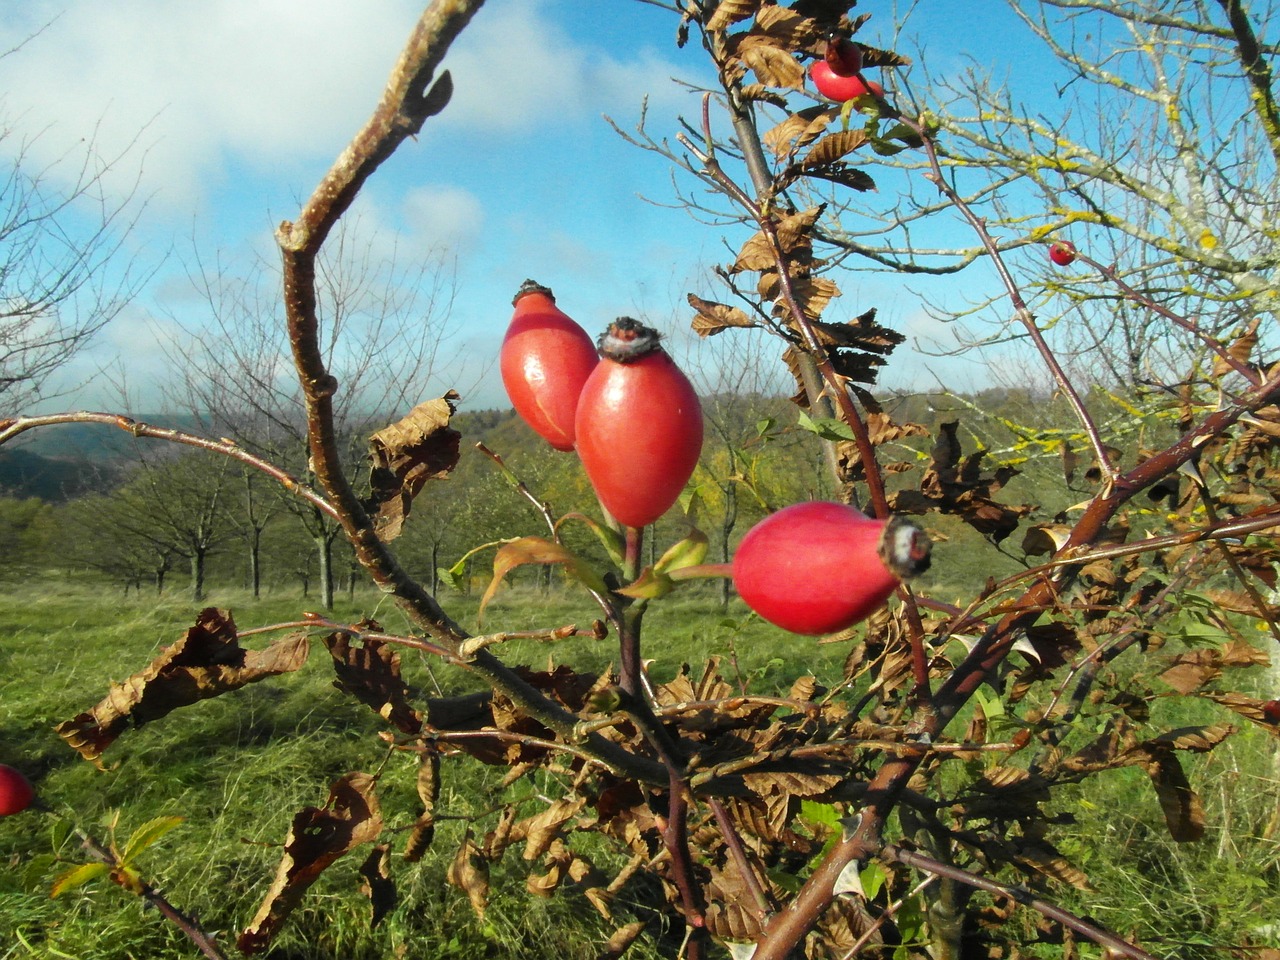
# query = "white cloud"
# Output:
<box><xmin>0</xmin><ymin>0</ymin><xmax>424</xmax><ymax>212</ymax></box>
<box><xmin>0</xmin><ymin>0</ymin><xmax>696</xmax><ymax>219</ymax></box>
<box><xmin>399</xmin><ymin>184</ymin><xmax>486</xmax><ymax>252</ymax></box>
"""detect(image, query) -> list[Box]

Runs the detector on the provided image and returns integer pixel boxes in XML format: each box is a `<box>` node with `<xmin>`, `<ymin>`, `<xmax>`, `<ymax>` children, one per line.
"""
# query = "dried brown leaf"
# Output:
<box><xmin>1145</xmin><ymin>752</ymin><xmax>1205</xmax><ymax>842</ymax></box>
<box><xmin>597</xmin><ymin>921</ymin><xmax>648</xmax><ymax>960</ymax></box>
<box><xmin>57</xmin><ymin>609</ymin><xmax>310</xmax><ymax>764</ymax></box>
<box><xmin>358</xmin><ymin>844</ymin><xmax>396</xmax><ymax>928</ymax></box>
<box><xmin>522</xmin><ymin>797</ymin><xmax>588</xmax><ymax>861</ymax></box>
<box><xmin>324</xmin><ymin>628</ymin><xmax>422</xmax><ymax>734</ymax></box>
<box><xmin>238</xmin><ymin>773</ymin><xmax>383</xmax><ymax>954</ymax></box>
<box><xmin>800</xmin><ymin>129</ymin><xmax>871</xmax><ymax>168</ymax></box>
<box><xmin>707</xmin><ymin>0</ymin><xmax>761</xmax><ymax>31</ymax></box>
<box><xmin>447</xmin><ymin>830</ymin><xmax>490</xmax><ymax>919</ymax></box>
<box><xmin>764</xmin><ymin>107</ymin><xmax>834</xmax><ymax>157</ymax></box>
<box><xmin>739</xmin><ymin>42</ymin><xmax>806</xmax><ymax>89</ymax></box>
<box><xmin>688</xmin><ymin>293</ymin><xmax>758</xmax><ymax>336</ymax></box>
<box><xmin>364</xmin><ymin>392</ymin><xmax>460</xmax><ymax>541</ymax></box>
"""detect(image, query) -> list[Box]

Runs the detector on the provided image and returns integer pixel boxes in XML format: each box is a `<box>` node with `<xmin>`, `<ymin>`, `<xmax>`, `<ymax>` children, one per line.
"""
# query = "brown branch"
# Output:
<box><xmin>0</xmin><ymin>412</ymin><xmax>338</xmax><ymax>520</ymax></box>
<box><xmin>883</xmin><ymin>844</ymin><xmax>1162</xmax><ymax>960</ymax></box>
<box><xmin>270</xmin><ymin>0</ymin><xmax>667</xmax><ymax>789</ymax></box>
<box><xmin>74</xmin><ymin>827</ymin><xmax>228</xmax><ymax>960</ymax></box>
<box><xmin>1215</xmin><ymin>0</ymin><xmax>1280</xmax><ymax>165</ymax></box>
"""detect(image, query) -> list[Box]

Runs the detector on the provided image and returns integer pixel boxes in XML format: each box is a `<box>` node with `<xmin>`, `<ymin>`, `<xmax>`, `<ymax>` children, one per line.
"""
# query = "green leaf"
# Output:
<box><xmin>437</xmin><ymin>559</ymin><xmax>466</xmax><ymax>591</ymax></box>
<box><xmin>50</xmin><ymin>861</ymin><xmax>111</xmax><ymax>898</ymax></box>
<box><xmin>50</xmin><ymin>818</ymin><xmax>75</xmax><ymax>854</ymax></box>
<box><xmin>796</xmin><ymin>411</ymin><xmax>857</xmax><ymax>441</ymax></box>
<box><xmin>859</xmin><ymin>862</ymin><xmax>887</xmax><ymax>901</ymax></box>
<box><xmin>557</xmin><ymin>512</ymin><xmax>626</xmax><ymax>567</ymax></box>
<box><xmin>120</xmin><ymin>816</ymin><xmax>184</xmax><ymax>866</ymax></box>
<box><xmin>654</xmin><ymin>529</ymin><xmax>709</xmax><ymax>575</ymax></box>
<box><xmin>615</xmin><ymin>567</ymin><xmax>674</xmax><ymax>600</ymax></box>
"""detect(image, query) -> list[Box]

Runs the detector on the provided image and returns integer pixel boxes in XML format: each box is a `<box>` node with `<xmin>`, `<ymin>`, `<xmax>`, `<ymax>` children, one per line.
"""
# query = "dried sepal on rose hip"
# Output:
<box><xmin>500</xmin><ymin>280</ymin><xmax>599</xmax><ymax>452</ymax></box>
<box><xmin>0</xmin><ymin>763</ymin><xmax>35</xmax><ymax>816</ymax></box>
<box><xmin>732</xmin><ymin>502</ymin><xmax>931</xmax><ymax>635</ymax></box>
<box><xmin>574</xmin><ymin>317</ymin><xmax>703</xmax><ymax>529</ymax></box>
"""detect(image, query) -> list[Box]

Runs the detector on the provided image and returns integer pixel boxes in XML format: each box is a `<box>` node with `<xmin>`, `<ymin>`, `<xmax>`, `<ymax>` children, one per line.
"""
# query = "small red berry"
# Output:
<box><xmin>1261</xmin><ymin>699</ymin><xmax>1280</xmax><ymax>724</ymax></box>
<box><xmin>1048</xmin><ymin>241</ymin><xmax>1078</xmax><ymax>266</ymax></box>
<box><xmin>809</xmin><ymin>61</ymin><xmax>883</xmax><ymax>103</ymax></box>
<box><xmin>0</xmin><ymin>764</ymin><xmax>35</xmax><ymax>816</ymax></box>
<box><xmin>574</xmin><ymin>318</ymin><xmax>703</xmax><ymax>529</ymax></box>
<box><xmin>732</xmin><ymin>502</ymin><xmax>930</xmax><ymax>635</ymax></box>
<box><xmin>501</xmin><ymin>280</ymin><xmax>599</xmax><ymax>452</ymax></box>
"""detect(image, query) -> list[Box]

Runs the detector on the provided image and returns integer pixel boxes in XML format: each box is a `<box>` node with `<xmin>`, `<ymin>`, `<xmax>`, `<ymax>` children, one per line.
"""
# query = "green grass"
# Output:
<box><xmin>0</xmin><ymin>580</ymin><xmax>842</xmax><ymax>960</ymax></box>
<box><xmin>5</xmin><ymin>581</ymin><xmax>1280</xmax><ymax>960</ymax></box>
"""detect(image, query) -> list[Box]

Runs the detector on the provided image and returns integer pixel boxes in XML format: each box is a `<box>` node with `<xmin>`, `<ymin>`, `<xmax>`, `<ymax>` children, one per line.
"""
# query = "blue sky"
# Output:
<box><xmin>0</xmin><ymin>1</ymin><xmax>1060</xmax><ymax>416</ymax></box>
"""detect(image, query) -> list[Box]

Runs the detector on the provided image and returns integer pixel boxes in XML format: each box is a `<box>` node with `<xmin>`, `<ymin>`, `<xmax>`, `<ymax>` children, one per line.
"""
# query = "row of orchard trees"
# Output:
<box><xmin>0</xmin><ymin>381</ymin><xmax>838</xmax><ymax>603</ymax></box>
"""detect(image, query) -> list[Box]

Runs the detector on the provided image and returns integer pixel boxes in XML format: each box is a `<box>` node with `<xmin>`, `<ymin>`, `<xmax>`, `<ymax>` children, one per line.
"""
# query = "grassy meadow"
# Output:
<box><xmin>3</xmin><ymin>572</ymin><xmax>1279</xmax><ymax>959</ymax></box>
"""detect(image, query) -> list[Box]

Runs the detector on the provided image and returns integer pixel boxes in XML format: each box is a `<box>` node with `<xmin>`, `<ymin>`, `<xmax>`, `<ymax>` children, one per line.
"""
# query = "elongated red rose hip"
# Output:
<box><xmin>732</xmin><ymin>502</ymin><xmax>930</xmax><ymax>635</ymax></box>
<box><xmin>574</xmin><ymin>318</ymin><xmax>703</xmax><ymax>528</ymax></box>
<box><xmin>501</xmin><ymin>280</ymin><xmax>599</xmax><ymax>451</ymax></box>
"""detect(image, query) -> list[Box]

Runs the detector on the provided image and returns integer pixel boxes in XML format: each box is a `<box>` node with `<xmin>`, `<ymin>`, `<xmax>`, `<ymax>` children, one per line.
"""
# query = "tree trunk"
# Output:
<box><xmin>318</xmin><ymin>536</ymin><xmax>334</xmax><ymax>610</ymax></box>
<box><xmin>191</xmin><ymin>551</ymin><xmax>205</xmax><ymax>603</ymax></box>
<box><xmin>248</xmin><ymin>532</ymin><xmax>261</xmax><ymax>599</ymax></box>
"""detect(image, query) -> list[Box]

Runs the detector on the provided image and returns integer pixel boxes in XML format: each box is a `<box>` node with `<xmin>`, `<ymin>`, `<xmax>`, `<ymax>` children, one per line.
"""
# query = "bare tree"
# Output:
<box><xmin>0</xmin><ymin>72</ymin><xmax>146</xmax><ymax>410</ymax></box>
<box><xmin>164</xmin><ymin>219</ymin><xmax>460</xmax><ymax>608</ymax></box>
<box><xmin>846</xmin><ymin>0</ymin><xmax>1280</xmax><ymax>388</ymax></box>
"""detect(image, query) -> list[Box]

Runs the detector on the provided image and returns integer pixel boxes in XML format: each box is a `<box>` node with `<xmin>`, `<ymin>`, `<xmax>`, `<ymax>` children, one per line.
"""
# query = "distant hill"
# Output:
<box><xmin>0</xmin><ymin>447</ymin><xmax>121</xmax><ymax>501</ymax></box>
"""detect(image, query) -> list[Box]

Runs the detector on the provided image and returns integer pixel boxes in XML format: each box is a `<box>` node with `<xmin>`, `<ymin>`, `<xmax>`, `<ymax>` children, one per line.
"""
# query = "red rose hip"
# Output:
<box><xmin>574</xmin><ymin>318</ymin><xmax>703</xmax><ymax>529</ymax></box>
<box><xmin>0</xmin><ymin>764</ymin><xmax>35</xmax><ymax>816</ymax></box>
<box><xmin>1048</xmin><ymin>241</ymin><xmax>1078</xmax><ymax>266</ymax></box>
<box><xmin>809</xmin><ymin>62</ymin><xmax>883</xmax><ymax>103</ymax></box>
<box><xmin>501</xmin><ymin>280</ymin><xmax>599</xmax><ymax>451</ymax></box>
<box><xmin>732</xmin><ymin>502</ymin><xmax>930</xmax><ymax>635</ymax></box>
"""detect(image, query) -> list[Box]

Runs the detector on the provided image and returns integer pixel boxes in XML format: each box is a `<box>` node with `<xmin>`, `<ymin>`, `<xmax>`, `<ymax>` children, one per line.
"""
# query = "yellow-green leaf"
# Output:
<box><xmin>51</xmin><ymin>861</ymin><xmax>110</xmax><ymax>898</ymax></box>
<box><xmin>120</xmin><ymin>816</ymin><xmax>184</xmax><ymax>866</ymax></box>
<box><xmin>654</xmin><ymin>529</ymin><xmax>709</xmax><ymax>575</ymax></box>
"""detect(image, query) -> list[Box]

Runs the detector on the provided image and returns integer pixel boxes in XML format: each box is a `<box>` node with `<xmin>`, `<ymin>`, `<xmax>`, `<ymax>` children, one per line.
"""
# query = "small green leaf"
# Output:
<box><xmin>51</xmin><ymin>861</ymin><xmax>111</xmax><ymax>898</ymax></box>
<box><xmin>120</xmin><ymin>816</ymin><xmax>184</xmax><ymax>866</ymax></box>
<box><xmin>557</xmin><ymin>513</ymin><xmax>626</xmax><ymax>567</ymax></box>
<box><xmin>50</xmin><ymin>818</ymin><xmax>75</xmax><ymax>854</ymax></box>
<box><xmin>615</xmin><ymin>567</ymin><xmax>674</xmax><ymax>600</ymax></box>
<box><xmin>437</xmin><ymin>560</ymin><xmax>466</xmax><ymax>591</ymax></box>
<box><xmin>796</xmin><ymin>411</ymin><xmax>857</xmax><ymax>441</ymax></box>
<box><xmin>859</xmin><ymin>862</ymin><xmax>886</xmax><ymax>901</ymax></box>
<box><xmin>654</xmin><ymin>529</ymin><xmax>709</xmax><ymax>575</ymax></box>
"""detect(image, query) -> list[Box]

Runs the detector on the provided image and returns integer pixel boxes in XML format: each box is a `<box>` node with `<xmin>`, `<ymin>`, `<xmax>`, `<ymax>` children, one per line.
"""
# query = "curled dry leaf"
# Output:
<box><xmin>324</xmin><ymin>626</ymin><xmax>422</xmax><ymax>734</ymax></box>
<box><xmin>446</xmin><ymin>830</ymin><xmax>490</xmax><ymax>919</ymax></box>
<box><xmin>706</xmin><ymin>0</ymin><xmax>762</xmax><ymax>32</ymax></box>
<box><xmin>688</xmin><ymin>294</ymin><xmax>757</xmax><ymax>337</ymax></box>
<box><xmin>238</xmin><ymin>772</ymin><xmax>383</xmax><ymax>954</ymax></box>
<box><xmin>363</xmin><ymin>391</ymin><xmax>461</xmax><ymax>542</ymax></box>
<box><xmin>56</xmin><ymin>608</ymin><xmax>310</xmax><ymax>765</ymax></box>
